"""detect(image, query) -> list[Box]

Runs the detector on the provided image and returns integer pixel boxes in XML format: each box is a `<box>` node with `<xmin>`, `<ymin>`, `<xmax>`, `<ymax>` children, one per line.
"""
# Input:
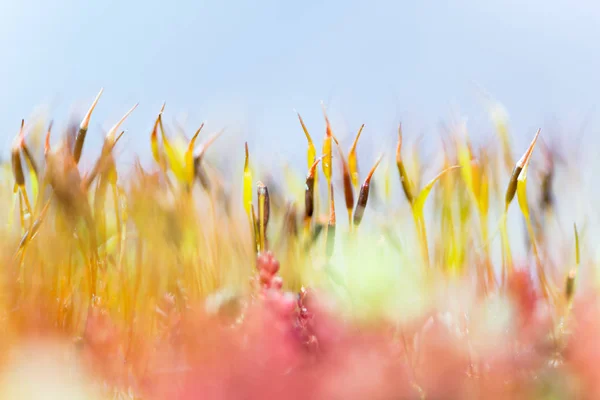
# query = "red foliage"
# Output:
<box><xmin>565</xmin><ymin>293</ymin><xmax>600</xmax><ymax>399</ymax></box>
<box><xmin>8</xmin><ymin>255</ymin><xmax>593</xmax><ymax>399</ymax></box>
<box><xmin>507</xmin><ymin>267</ymin><xmax>538</xmax><ymax>326</ymax></box>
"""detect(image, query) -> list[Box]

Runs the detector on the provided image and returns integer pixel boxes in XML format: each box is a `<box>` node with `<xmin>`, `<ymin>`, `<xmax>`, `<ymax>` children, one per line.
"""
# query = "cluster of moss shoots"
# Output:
<box><xmin>2</xmin><ymin>89</ymin><xmax>590</xmax><ymax>398</ymax></box>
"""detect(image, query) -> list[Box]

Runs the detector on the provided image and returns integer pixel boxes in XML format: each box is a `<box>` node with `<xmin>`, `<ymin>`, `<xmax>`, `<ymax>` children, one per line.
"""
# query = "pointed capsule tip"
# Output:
<box><xmin>517</xmin><ymin>128</ymin><xmax>541</xmax><ymax>168</ymax></box>
<box><xmin>190</xmin><ymin>122</ymin><xmax>205</xmax><ymax>144</ymax></box>
<box><xmin>44</xmin><ymin>126</ymin><xmax>51</xmax><ymax>155</ymax></box>
<box><xmin>15</xmin><ymin>120</ymin><xmax>26</xmax><ymax>146</ymax></box>
<box><xmin>349</xmin><ymin>124</ymin><xmax>365</xmax><ymax>153</ymax></box>
<box><xmin>365</xmin><ymin>154</ymin><xmax>383</xmax><ymax>183</ymax></box>
<box><xmin>106</xmin><ymin>103</ymin><xmax>139</xmax><ymax>143</ymax></box>
<box><xmin>396</xmin><ymin>134</ymin><xmax>403</xmax><ymax>163</ymax></box>
<box><xmin>80</xmin><ymin>88</ymin><xmax>104</xmax><ymax>130</ymax></box>
<box><xmin>115</xmin><ymin>130</ymin><xmax>125</xmax><ymax>145</ymax></box>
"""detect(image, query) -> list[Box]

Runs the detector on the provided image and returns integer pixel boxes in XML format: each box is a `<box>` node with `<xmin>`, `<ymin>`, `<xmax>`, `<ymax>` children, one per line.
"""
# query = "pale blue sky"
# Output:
<box><xmin>0</xmin><ymin>0</ymin><xmax>599</xmax><ymax>170</ymax></box>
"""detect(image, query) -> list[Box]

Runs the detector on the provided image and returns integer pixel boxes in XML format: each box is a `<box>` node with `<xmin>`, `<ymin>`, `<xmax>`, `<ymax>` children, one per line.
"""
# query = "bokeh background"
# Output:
<box><xmin>1</xmin><ymin>0</ymin><xmax>597</xmax><ymax>164</ymax></box>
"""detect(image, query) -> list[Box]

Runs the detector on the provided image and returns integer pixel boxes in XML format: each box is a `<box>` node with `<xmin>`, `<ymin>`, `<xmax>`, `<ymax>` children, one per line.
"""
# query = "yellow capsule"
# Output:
<box><xmin>151</xmin><ymin>103</ymin><xmax>166</xmax><ymax>167</ymax></box>
<box><xmin>296</xmin><ymin>110</ymin><xmax>316</xmax><ymax>171</ymax></box>
<box><xmin>159</xmin><ymin>110</ymin><xmax>186</xmax><ymax>181</ymax></box>
<box><xmin>348</xmin><ymin>124</ymin><xmax>364</xmax><ymax>189</ymax></box>
<box><xmin>321</xmin><ymin>104</ymin><xmax>332</xmax><ymax>182</ymax></box>
<box><xmin>243</xmin><ymin>143</ymin><xmax>253</xmax><ymax>217</ymax></box>
<box><xmin>395</xmin><ymin>125</ymin><xmax>414</xmax><ymax>204</ymax></box>
<box><xmin>384</xmin><ymin>161</ymin><xmax>391</xmax><ymax>202</ymax></box>
<box><xmin>322</xmin><ymin>137</ymin><xmax>331</xmax><ymax>182</ymax></box>
<box><xmin>185</xmin><ymin>123</ymin><xmax>205</xmax><ymax>186</ymax></box>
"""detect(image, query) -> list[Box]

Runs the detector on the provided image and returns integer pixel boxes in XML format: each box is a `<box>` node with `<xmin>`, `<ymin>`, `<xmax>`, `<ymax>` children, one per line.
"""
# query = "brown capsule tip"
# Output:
<box><xmin>321</xmin><ymin>102</ymin><xmax>332</xmax><ymax>138</ymax></box>
<box><xmin>365</xmin><ymin>154</ymin><xmax>383</xmax><ymax>183</ymax></box>
<box><xmin>192</xmin><ymin>122</ymin><xmax>205</xmax><ymax>140</ymax></box>
<box><xmin>396</xmin><ymin>126</ymin><xmax>403</xmax><ymax>163</ymax></box>
<box><xmin>156</xmin><ymin>103</ymin><xmax>166</xmax><ymax>124</ymax></box>
<box><xmin>114</xmin><ymin>130</ymin><xmax>125</xmax><ymax>145</ymax></box>
<box><xmin>350</xmin><ymin>124</ymin><xmax>365</xmax><ymax>152</ymax></box>
<box><xmin>187</xmin><ymin>122</ymin><xmax>205</xmax><ymax>153</ymax></box>
<box><xmin>12</xmin><ymin>119</ymin><xmax>25</xmax><ymax>149</ymax></box>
